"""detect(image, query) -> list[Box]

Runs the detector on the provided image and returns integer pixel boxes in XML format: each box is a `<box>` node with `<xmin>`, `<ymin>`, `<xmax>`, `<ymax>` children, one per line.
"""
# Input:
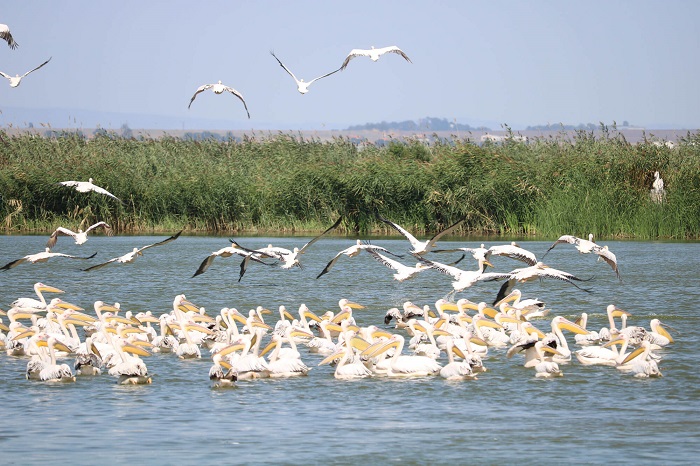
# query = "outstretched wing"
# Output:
<box><xmin>378</xmin><ymin>46</ymin><xmax>412</xmax><ymax>63</ymax></box>
<box><xmin>0</xmin><ymin>25</ymin><xmax>18</xmax><ymax>49</ymax></box>
<box><xmin>378</xmin><ymin>215</ymin><xmax>420</xmax><ymax>249</ymax></box>
<box><xmin>488</xmin><ymin>244</ymin><xmax>537</xmax><ymax>266</ymax></box>
<box><xmin>340</xmin><ymin>48</ymin><xmax>371</xmax><ymax>70</ymax></box>
<box><xmin>192</xmin><ymin>253</ymin><xmax>216</xmax><ymax>278</ymax></box>
<box><xmin>595</xmin><ymin>247</ymin><xmax>621</xmax><ymax>281</ymax></box>
<box><xmin>1</xmin><ymin>256</ymin><xmax>28</xmax><ymax>270</ymax></box>
<box><xmin>542</xmin><ymin>235</ymin><xmax>578</xmax><ymax>258</ymax></box>
<box><xmin>46</xmin><ymin>226</ymin><xmax>77</xmax><ymax>248</ymax></box>
<box><xmin>366</xmin><ymin>249</ymin><xmax>405</xmax><ymax>272</ymax></box>
<box><xmin>22</xmin><ymin>57</ymin><xmax>51</xmax><ymax>78</ymax></box>
<box><xmin>307</xmin><ymin>67</ymin><xmax>341</xmax><ymax>85</ymax></box>
<box><xmin>223</xmin><ymin>86</ymin><xmax>251</xmax><ymax>118</ymax></box>
<box><xmin>426</xmin><ymin>218</ymin><xmax>465</xmax><ymax>249</ymax></box>
<box><xmin>83</xmin><ymin>257</ymin><xmax>119</xmax><ymax>272</ymax></box>
<box><xmin>188</xmin><ymin>83</ymin><xmax>213</xmax><ymax>109</ymax></box>
<box><xmin>270</xmin><ymin>51</ymin><xmax>300</xmax><ymax>83</ymax></box>
<box><xmin>298</xmin><ymin>217</ymin><xmax>342</xmax><ymax>255</ymax></box>
<box><xmin>84</xmin><ymin>221</ymin><xmax>113</xmax><ymax>235</ymax></box>
<box><xmin>89</xmin><ymin>184</ymin><xmax>121</xmax><ymax>202</ymax></box>
<box><xmin>138</xmin><ymin>230</ymin><xmax>182</xmax><ymax>253</ymax></box>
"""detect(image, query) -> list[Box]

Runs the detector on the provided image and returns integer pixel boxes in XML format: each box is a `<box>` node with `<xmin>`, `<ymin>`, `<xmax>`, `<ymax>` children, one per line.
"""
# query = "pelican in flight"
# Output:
<box><xmin>414</xmin><ymin>255</ymin><xmax>506</xmax><ymax>296</ymax></box>
<box><xmin>378</xmin><ymin>215</ymin><xmax>465</xmax><ymax>256</ymax></box>
<box><xmin>1</xmin><ymin>248</ymin><xmax>97</xmax><ymax>270</ymax></box>
<box><xmin>0</xmin><ymin>24</ymin><xmax>18</xmax><ymax>49</ymax></box>
<box><xmin>316</xmin><ymin>240</ymin><xmax>402</xmax><ymax>279</ymax></box>
<box><xmin>434</xmin><ymin>241</ymin><xmax>537</xmax><ymax>267</ymax></box>
<box><xmin>543</xmin><ymin>234</ymin><xmax>620</xmax><ymax>280</ymax></box>
<box><xmin>270</xmin><ymin>50</ymin><xmax>340</xmax><ymax>94</ymax></box>
<box><xmin>83</xmin><ymin>231</ymin><xmax>182</xmax><ymax>271</ymax></box>
<box><xmin>58</xmin><ymin>178</ymin><xmax>121</xmax><ymax>202</ymax></box>
<box><xmin>46</xmin><ymin>221</ymin><xmax>113</xmax><ymax>248</ymax></box>
<box><xmin>192</xmin><ymin>243</ymin><xmax>273</xmax><ymax>280</ymax></box>
<box><xmin>0</xmin><ymin>57</ymin><xmax>50</xmax><ymax>87</ymax></box>
<box><xmin>366</xmin><ymin>249</ymin><xmax>431</xmax><ymax>282</ymax></box>
<box><xmin>188</xmin><ymin>80</ymin><xmax>250</xmax><ymax>118</ymax></box>
<box><xmin>492</xmin><ymin>262</ymin><xmax>591</xmax><ymax>304</ymax></box>
<box><xmin>340</xmin><ymin>45</ymin><xmax>412</xmax><ymax>70</ymax></box>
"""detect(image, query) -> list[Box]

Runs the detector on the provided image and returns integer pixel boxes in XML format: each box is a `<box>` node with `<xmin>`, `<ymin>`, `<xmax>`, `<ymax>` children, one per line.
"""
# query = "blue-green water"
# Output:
<box><xmin>1</xmin><ymin>234</ymin><xmax>699</xmax><ymax>465</ymax></box>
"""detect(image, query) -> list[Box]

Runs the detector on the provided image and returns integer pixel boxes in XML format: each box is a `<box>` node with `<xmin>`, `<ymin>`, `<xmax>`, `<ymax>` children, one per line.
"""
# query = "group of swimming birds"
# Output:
<box><xmin>0</xmin><ymin>22</ymin><xmax>410</xmax><ymax>118</ymax></box>
<box><xmin>1</xmin><ymin>177</ymin><xmax>670</xmax><ymax>385</ymax></box>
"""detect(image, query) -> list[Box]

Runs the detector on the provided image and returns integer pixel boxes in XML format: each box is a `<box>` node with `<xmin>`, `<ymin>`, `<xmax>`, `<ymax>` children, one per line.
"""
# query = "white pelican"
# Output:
<box><xmin>0</xmin><ymin>23</ymin><xmax>18</xmax><ymax>49</ymax></box>
<box><xmin>209</xmin><ymin>352</ymin><xmax>239</xmax><ymax>387</ymax></box>
<box><xmin>191</xmin><ymin>242</ymin><xmax>272</xmax><ymax>280</ymax></box>
<box><xmin>652</xmin><ymin>171</ymin><xmax>665</xmax><ymax>193</ymax></box>
<box><xmin>369</xmin><ymin>334</ymin><xmax>441</xmax><ymax>377</ymax></box>
<box><xmin>276</xmin><ymin>217</ymin><xmax>342</xmax><ymax>269</ymax></box>
<box><xmin>440</xmin><ymin>339</ymin><xmax>477</xmax><ymax>380</ymax></box>
<box><xmin>544</xmin><ymin>234</ymin><xmax>621</xmax><ymax>279</ymax></box>
<box><xmin>574</xmin><ymin>334</ymin><xmax>630</xmax><ymax>367</ymax></box>
<box><xmin>188</xmin><ymin>80</ymin><xmax>250</xmax><ymax>118</ymax></box>
<box><xmin>366</xmin><ymin>249</ymin><xmax>431</xmax><ymax>282</ymax></box>
<box><xmin>83</xmin><ymin>231</ymin><xmax>182</xmax><ymax>271</ymax></box>
<box><xmin>262</xmin><ymin>330</ymin><xmax>312</xmax><ymax>378</ymax></box>
<box><xmin>533</xmin><ymin>341</ymin><xmax>563</xmax><ymax>378</ymax></box>
<box><xmin>434</xmin><ymin>242</ymin><xmax>538</xmax><ymax>267</ymax></box>
<box><xmin>10</xmin><ymin>282</ymin><xmax>64</xmax><ymax>310</ymax></box>
<box><xmin>573</xmin><ymin>312</ymin><xmax>602</xmax><ymax>346</ymax></box>
<box><xmin>35</xmin><ymin>335</ymin><xmax>76</xmax><ymax>382</ymax></box>
<box><xmin>270</xmin><ymin>50</ymin><xmax>340</xmax><ymax>94</ymax></box>
<box><xmin>46</xmin><ymin>221</ymin><xmax>113</xmax><ymax>248</ymax></box>
<box><xmin>0</xmin><ymin>57</ymin><xmax>50</xmax><ymax>87</ymax></box>
<box><xmin>644</xmin><ymin>319</ymin><xmax>673</xmax><ymax>348</ymax></box>
<box><xmin>340</xmin><ymin>45</ymin><xmax>412</xmax><ymax>70</ymax></box>
<box><xmin>58</xmin><ymin>177</ymin><xmax>120</xmax><ymax>202</ymax></box>
<box><xmin>414</xmin><ymin>255</ymin><xmax>506</xmax><ymax>296</ymax></box>
<box><xmin>493</xmin><ymin>289</ymin><xmax>545</xmax><ymax>312</ymax></box>
<box><xmin>378</xmin><ymin>215</ymin><xmax>464</xmax><ymax>256</ymax></box>
<box><xmin>318</xmin><ymin>338</ymin><xmax>372</xmax><ymax>379</ymax></box>
<box><xmin>492</xmin><ymin>262</ymin><xmax>591</xmax><ymax>304</ymax></box>
<box><xmin>618</xmin><ymin>340</ymin><xmax>662</xmax><ymax>378</ymax></box>
<box><xmin>1</xmin><ymin>248</ymin><xmax>97</xmax><ymax>270</ymax></box>
<box><xmin>107</xmin><ymin>339</ymin><xmax>152</xmax><ymax>385</ymax></box>
<box><xmin>316</xmin><ymin>240</ymin><xmax>402</xmax><ymax>279</ymax></box>
<box><xmin>540</xmin><ymin>316</ymin><xmax>590</xmax><ymax>363</ymax></box>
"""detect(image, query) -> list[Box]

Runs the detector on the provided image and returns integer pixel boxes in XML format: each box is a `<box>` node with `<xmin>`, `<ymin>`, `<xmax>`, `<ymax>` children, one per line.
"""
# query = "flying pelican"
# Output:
<box><xmin>46</xmin><ymin>221</ymin><xmax>113</xmax><ymax>248</ymax></box>
<box><xmin>270</xmin><ymin>50</ymin><xmax>341</xmax><ymax>94</ymax></box>
<box><xmin>340</xmin><ymin>45</ymin><xmax>412</xmax><ymax>70</ymax></box>
<box><xmin>83</xmin><ymin>231</ymin><xmax>182</xmax><ymax>271</ymax></box>
<box><xmin>0</xmin><ymin>24</ymin><xmax>18</xmax><ymax>49</ymax></box>
<box><xmin>58</xmin><ymin>178</ymin><xmax>121</xmax><ymax>202</ymax></box>
<box><xmin>0</xmin><ymin>57</ymin><xmax>51</xmax><ymax>87</ymax></box>
<box><xmin>316</xmin><ymin>240</ymin><xmax>403</xmax><ymax>279</ymax></box>
<box><xmin>278</xmin><ymin>217</ymin><xmax>342</xmax><ymax>269</ymax></box>
<box><xmin>543</xmin><ymin>234</ymin><xmax>621</xmax><ymax>279</ymax></box>
<box><xmin>434</xmin><ymin>242</ymin><xmax>537</xmax><ymax>267</ymax></box>
<box><xmin>492</xmin><ymin>262</ymin><xmax>591</xmax><ymax>304</ymax></box>
<box><xmin>378</xmin><ymin>215</ymin><xmax>465</xmax><ymax>256</ymax></box>
<box><xmin>414</xmin><ymin>255</ymin><xmax>507</xmax><ymax>296</ymax></box>
<box><xmin>366</xmin><ymin>249</ymin><xmax>431</xmax><ymax>282</ymax></box>
<box><xmin>1</xmin><ymin>248</ymin><xmax>97</xmax><ymax>270</ymax></box>
<box><xmin>188</xmin><ymin>80</ymin><xmax>250</xmax><ymax>118</ymax></box>
<box><xmin>192</xmin><ymin>242</ymin><xmax>273</xmax><ymax>280</ymax></box>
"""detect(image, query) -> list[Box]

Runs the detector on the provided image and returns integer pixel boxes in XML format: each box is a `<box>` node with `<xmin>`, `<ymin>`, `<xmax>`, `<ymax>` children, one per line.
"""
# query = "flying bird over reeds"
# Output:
<box><xmin>188</xmin><ymin>81</ymin><xmax>250</xmax><ymax>118</ymax></box>
<box><xmin>47</xmin><ymin>222</ymin><xmax>113</xmax><ymax>248</ymax></box>
<box><xmin>543</xmin><ymin>234</ymin><xmax>620</xmax><ymax>280</ymax></box>
<box><xmin>270</xmin><ymin>51</ymin><xmax>340</xmax><ymax>94</ymax></box>
<box><xmin>0</xmin><ymin>57</ymin><xmax>51</xmax><ymax>87</ymax></box>
<box><xmin>340</xmin><ymin>45</ymin><xmax>412</xmax><ymax>70</ymax></box>
<box><xmin>378</xmin><ymin>215</ymin><xmax>465</xmax><ymax>256</ymax></box>
<box><xmin>0</xmin><ymin>23</ymin><xmax>18</xmax><ymax>49</ymax></box>
<box><xmin>58</xmin><ymin>178</ymin><xmax>121</xmax><ymax>202</ymax></box>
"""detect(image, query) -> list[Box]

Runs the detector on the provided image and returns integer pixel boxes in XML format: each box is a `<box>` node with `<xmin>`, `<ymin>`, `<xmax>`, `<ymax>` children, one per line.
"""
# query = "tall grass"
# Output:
<box><xmin>1</xmin><ymin>128</ymin><xmax>698</xmax><ymax>239</ymax></box>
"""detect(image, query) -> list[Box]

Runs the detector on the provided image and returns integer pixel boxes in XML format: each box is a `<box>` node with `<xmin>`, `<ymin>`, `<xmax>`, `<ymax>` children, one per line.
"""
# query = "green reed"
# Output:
<box><xmin>1</xmin><ymin>128</ymin><xmax>698</xmax><ymax>239</ymax></box>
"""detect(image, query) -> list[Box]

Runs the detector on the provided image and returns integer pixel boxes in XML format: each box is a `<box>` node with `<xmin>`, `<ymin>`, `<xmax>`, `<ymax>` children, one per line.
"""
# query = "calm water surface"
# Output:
<box><xmin>1</xmin><ymin>234</ymin><xmax>699</xmax><ymax>465</ymax></box>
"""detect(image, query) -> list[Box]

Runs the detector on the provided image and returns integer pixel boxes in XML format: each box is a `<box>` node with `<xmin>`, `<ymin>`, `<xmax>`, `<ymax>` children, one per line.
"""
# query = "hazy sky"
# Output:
<box><xmin>1</xmin><ymin>1</ymin><xmax>698</xmax><ymax>131</ymax></box>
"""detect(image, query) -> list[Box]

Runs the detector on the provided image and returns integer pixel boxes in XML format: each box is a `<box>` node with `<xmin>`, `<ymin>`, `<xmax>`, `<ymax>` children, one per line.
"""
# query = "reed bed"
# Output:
<box><xmin>1</xmin><ymin>128</ymin><xmax>698</xmax><ymax>239</ymax></box>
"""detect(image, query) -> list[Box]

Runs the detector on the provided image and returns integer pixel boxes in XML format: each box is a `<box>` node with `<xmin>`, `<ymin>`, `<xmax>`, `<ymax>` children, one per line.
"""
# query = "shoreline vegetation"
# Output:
<box><xmin>1</xmin><ymin>126</ymin><xmax>698</xmax><ymax>240</ymax></box>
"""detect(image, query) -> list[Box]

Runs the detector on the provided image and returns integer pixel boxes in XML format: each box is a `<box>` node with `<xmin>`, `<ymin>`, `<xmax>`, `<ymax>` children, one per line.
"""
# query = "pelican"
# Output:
<box><xmin>46</xmin><ymin>221</ymin><xmax>113</xmax><ymax>248</ymax></box>
<box><xmin>533</xmin><ymin>341</ymin><xmax>563</xmax><ymax>378</ymax></box>
<box><xmin>1</xmin><ymin>248</ymin><xmax>97</xmax><ymax>270</ymax></box>
<box><xmin>188</xmin><ymin>80</ymin><xmax>250</xmax><ymax>118</ymax></box>
<box><xmin>10</xmin><ymin>282</ymin><xmax>64</xmax><ymax>310</ymax></box>
<box><xmin>316</xmin><ymin>240</ymin><xmax>402</xmax><ymax>279</ymax></box>
<box><xmin>270</xmin><ymin>50</ymin><xmax>340</xmax><ymax>94</ymax></box>
<box><xmin>541</xmin><ymin>316</ymin><xmax>590</xmax><ymax>363</ymax></box>
<box><xmin>35</xmin><ymin>335</ymin><xmax>76</xmax><ymax>382</ymax></box>
<box><xmin>439</xmin><ymin>339</ymin><xmax>477</xmax><ymax>380</ymax></box>
<box><xmin>107</xmin><ymin>338</ymin><xmax>152</xmax><ymax>385</ymax></box>
<box><xmin>191</xmin><ymin>243</ymin><xmax>273</xmax><ymax>280</ymax></box>
<box><xmin>340</xmin><ymin>45</ymin><xmax>412</xmax><ymax>70</ymax></box>
<box><xmin>83</xmin><ymin>231</ymin><xmax>182</xmax><ymax>271</ymax></box>
<box><xmin>644</xmin><ymin>319</ymin><xmax>673</xmax><ymax>348</ymax></box>
<box><xmin>543</xmin><ymin>234</ymin><xmax>598</xmax><ymax>257</ymax></box>
<box><xmin>619</xmin><ymin>340</ymin><xmax>662</xmax><ymax>378</ymax></box>
<box><xmin>492</xmin><ymin>262</ymin><xmax>591</xmax><ymax>304</ymax></box>
<box><xmin>58</xmin><ymin>177</ymin><xmax>120</xmax><ymax>201</ymax></box>
<box><xmin>276</xmin><ymin>217</ymin><xmax>342</xmax><ymax>269</ymax></box>
<box><xmin>74</xmin><ymin>336</ymin><xmax>103</xmax><ymax>376</ymax></box>
<box><xmin>652</xmin><ymin>171</ymin><xmax>665</xmax><ymax>193</ymax></box>
<box><xmin>0</xmin><ymin>57</ymin><xmax>51</xmax><ymax>88</ymax></box>
<box><xmin>318</xmin><ymin>337</ymin><xmax>372</xmax><ymax>379</ymax></box>
<box><xmin>262</xmin><ymin>329</ymin><xmax>312</xmax><ymax>378</ymax></box>
<box><xmin>414</xmin><ymin>255</ymin><xmax>507</xmax><ymax>296</ymax></box>
<box><xmin>434</xmin><ymin>241</ymin><xmax>537</xmax><ymax>267</ymax></box>
<box><xmin>366</xmin><ymin>249</ymin><xmax>431</xmax><ymax>282</ymax></box>
<box><xmin>575</xmin><ymin>334</ymin><xmax>630</xmax><ymax>367</ymax></box>
<box><xmin>493</xmin><ymin>289</ymin><xmax>546</xmax><ymax>314</ymax></box>
<box><xmin>0</xmin><ymin>23</ymin><xmax>18</xmax><ymax>49</ymax></box>
<box><xmin>368</xmin><ymin>334</ymin><xmax>441</xmax><ymax>377</ymax></box>
<box><xmin>209</xmin><ymin>353</ymin><xmax>239</xmax><ymax>387</ymax></box>
<box><xmin>378</xmin><ymin>215</ymin><xmax>464</xmax><ymax>256</ymax></box>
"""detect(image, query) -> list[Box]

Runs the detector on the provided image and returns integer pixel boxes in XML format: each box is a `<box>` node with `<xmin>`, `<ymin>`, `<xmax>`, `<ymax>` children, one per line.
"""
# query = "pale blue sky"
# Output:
<box><xmin>1</xmin><ymin>0</ymin><xmax>698</xmax><ymax>130</ymax></box>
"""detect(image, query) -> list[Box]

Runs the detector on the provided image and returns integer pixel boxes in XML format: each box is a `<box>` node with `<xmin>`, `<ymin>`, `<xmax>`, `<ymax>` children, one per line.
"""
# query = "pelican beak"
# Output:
<box><xmin>480</xmin><ymin>306</ymin><xmax>499</xmax><ymax>319</ymax></box>
<box><xmin>495</xmin><ymin>290</ymin><xmax>518</xmax><ymax>306</ymax></box>
<box><xmin>345</xmin><ymin>324</ymin><xmax>361</xmax><ymax>333</ymax></box>
<box><xmin>557</xmin><ymin>319</ymin><xmax>590</xmax><ymax>335</ymax></box>
<box><xmin>539</xmin><ymin>346</ymin><xmax>563</xmax><ymax>357</ymax></box>
<box><xmin>412</xmin><ymin>322</ymin><xmax>428</xmax><ymax>333</ymax></box>
<box><xmin>139</xmin><ymin>314</ymin><xmax>160</xmax><ymax>324</ymax></box>
<box><xmin>290</xmin><ymin>329</ymin><xmax>313</xmax><ymax>340</ymax></box>
<box><xmin>91</xmin><ymin>343</ymin><xmax>102</xmax><ymax>359</ymax></box>
<box><xmin>0</xmin><ymin>322</ymin><xmax>9</xmax><ymax>332</ymax></box>
<box><xmin>283</xmin><ymin>310</ymin><xmax>295</xmax><ymax>321</ymax></box>
<box><xmin>451</xmin><ymin>345</ymin><xmax>467</xmax><ymax>359</ymax></box>
<box><xmin>497</xmin><ymin>316</ymin><xmax>522</xmax><ymax>325</ymax></box>
<box><xmin>469</xmin><ymin>336</ymin><xmax>488</xmax><ymax>346</ymax></box>
<box><xmin>69</xmin><ymin>313</ymin><xmax>97</xmax><ymax>323</ymax></box>
<box><xmin>120</xmin><ymin>327</ymin><xmax>147</xmax><ymax>335</ymax></box>
<box><xmin>63</xmin><ymin>318</ymin><xmax>90</xmax><ymax>327</ymax></box>
<box><xmin>131</xmin><ymin>340</ymin><xmax>155</xmax><ymax>349</ymax></box>
<box><xmin>98</xmin><ymin>304</ymin><xmax>121</xmax><ymax>314</ymax></box>
<box><xmin>603</xmin><ymin>337</ymin><xmax>626</xmax><ymax>348</ymax></box>
<box><xmin>350</xmin><ymin>336</ymin><xmax>370</xmax><ymax>352</ymax></box>
<box><xmin>108</xmin><ymin>316</ymin><xmax>136</xmax><ymax>326</ymax></box>
<box><xmin>360</xmin><ymin>339</ymin><xmax>391</xmax><ymax>358</ymax></box>
<box><xmin>217</xmin><ymin>342</ymin><xmax>245</xmax><ymax>358</ymax></box>
<box><xmin>228</xmin><ymin>310</ymin><xmax>248</xmax><ymax>325</ymax></box>
<box><xmin>432</xmin><ymin>328</ymin><xmax>451</xmax><ymax>337</ymax></box>
<box><xmin>302</xmin><ymin>310</ymin><xmax>323</xmax><ymax>323</ymax></box>
<box><xmin>460</xmin><ymin>315</ymin><xmax>473</xmax><ymax>323</ymax></box>
<box><xmin>249</xmin><ymin>321</ymin><xmax>272</xmax><ymax>331</ymax></box>
<box><xmin>38</xmin><ymin>284</ymin><xmax>65</xmax><ymax>294</ymax></box>
<box><xmin>129</xmin><ymin>316</ymin><xmax>143</xmax><ymax>326</ymax></box>
<box><xmin>371</xmin><ymin>329</ymin><xmax>393</xmax><ymax>340</ymax></box>
<box><xmin>325</xmin><ymin>322</ymin><xmax>343</xmax><ymax>333</ymax></box>
<box><xmin>55</xmin><ymin>301</ymin><xmax>84</xmax><ymax>311</ymax></box>
<box><xmin>525</xmin><ymin>326</ymin><xmax>546</xmax><ymax>339</ymax></box>
<box><xmin>440</xmin><ymin>302</ymin><xmax>459</xmax><ymax>311</ymax></box>
<box><xmin>259</xmin><ymin>340</ymin><xmax>277</xmax><ymax>357</ymax></box>
<box><xmin>12</xmin><ymin>312</ymin><xmax>39</xmax><ymax>321</ymax></box>
<box><xmin>319</xmin><ymin>349</ymin><xmax>344</xmax><ymax>366</ymax></box>
<box><xmin>332</xmin><ymin>310</ymin><xmax>351</xmax><ymax>324</ymax></box>
<box><xmin>258</xmin><ymin>308</ymin><xmax>273</xmax><ymax>315</ymax></box>
<box><xmin>475</xmin><ymin>319</ymin><xmax>503</xmax><ymax>330</ymax></box>
<box><xmin>656</xmin><ymin>322</ymin><xmax>674</xmax><ymax>343</ymax></box>
<box><xmin>12</xmin><ymin>328</ymin><xmax>35</xmax><ymax>340</ymax></box>
<box><xmin>483</xmin><ymin>260</ymin><xmax>495</xmax><ymax>269</ymax></box>
<box><xmin>621</xmin><ymin>346</ymin><xmax>646</xmax><ymax>365</ymax></box>
<box><xmin>185</xmin><ymin>323</ymin><xmax>214</xmax><ymax>335</ymax></box>
<box><xmin>53</xmin><ymin>340</ymin><xmax>73</xmax><ymax>353</ymax></box>
<box><xmin>177</xmin><ymin>300</ymin><xmax>200</xmax><ymax>314</ymax></box>
<box><xmin>220</xmin><ymin>360</ymin><xmax>233</xmax><ymax>371</ymax></box>
<box><xmin>122</xmin><ymin>343</ymin><xmax>152</xmax><ymax>357</ymax></box>
<box><xmin>372</xmin><ymin>339</ymin><xmax>400</xmax><ymax>357</ymax></box>
<box><xmin>345</xmin><ymin>301</ymin><xmax>365</xmax><ymax>310</ymax></box>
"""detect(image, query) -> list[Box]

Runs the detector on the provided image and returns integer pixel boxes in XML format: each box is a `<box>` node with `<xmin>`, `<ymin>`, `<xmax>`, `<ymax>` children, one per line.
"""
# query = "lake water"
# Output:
<box><xmin>1</xmin><ymin>234</ymin><xmax>699</xmax><ymax>465</ymax></box>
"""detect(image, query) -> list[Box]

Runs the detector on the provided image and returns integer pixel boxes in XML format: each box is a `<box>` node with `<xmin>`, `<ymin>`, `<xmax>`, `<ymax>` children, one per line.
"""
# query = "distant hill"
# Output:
<box><xmin>345</xmin><ymin>116</ymin><xmax>492</xmax><ymax>132</ymax></box>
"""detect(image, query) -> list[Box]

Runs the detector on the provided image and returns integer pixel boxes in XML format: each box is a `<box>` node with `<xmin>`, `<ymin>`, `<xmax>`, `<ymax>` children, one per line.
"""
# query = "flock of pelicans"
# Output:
<box><xmin>0</xmin><ymin>177</ymin><xmax>673</xmax><ymax>386</ymax></box>
<box><xmin>0</xmin><ymin>21</ymin><xmax>410</xmax><ymax>117</ymax></box>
